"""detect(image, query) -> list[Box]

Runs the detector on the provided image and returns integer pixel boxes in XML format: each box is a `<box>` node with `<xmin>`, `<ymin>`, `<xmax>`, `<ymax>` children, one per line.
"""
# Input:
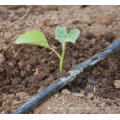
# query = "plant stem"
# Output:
<box><xmin>60</xmin><ymin>42</ymin><xmax>66</xmax><ymax>73</ymax></box>
<box><xmin>49</xmin><ymin>43</ymin><xmax>66</xmax><ymax>73</ymax></box>
<box><xmin>49</xmin><ymin>47</ymin><xmax>61</xmax><ymax>59</ymax></box>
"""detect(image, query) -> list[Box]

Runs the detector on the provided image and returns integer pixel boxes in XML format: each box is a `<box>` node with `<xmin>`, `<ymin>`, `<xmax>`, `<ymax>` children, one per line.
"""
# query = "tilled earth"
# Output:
<box><xmin>0</xmin><ymin>6</ymin><xmax>120</xmax><ymax>113</ymax></box>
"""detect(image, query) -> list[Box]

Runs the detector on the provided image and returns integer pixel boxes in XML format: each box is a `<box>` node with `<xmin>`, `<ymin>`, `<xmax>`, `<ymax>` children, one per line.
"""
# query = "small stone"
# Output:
<box><xmin>34</xmin><ymin>68</ymin><xmax>39</xmax><ymax>76</ymax></box>
<box><xmin>26</xmin><ymin>64</ymin><xmax>31</xmax><ymax>71</ymax></box>
<box><xmin>8</xmin><ymin>62</ymin><xmax>14</xmax><ymax>67</ymax></box>
<box><xmin>0</xmin><ymin>53</ymin><xmax>5</xmax><ymax>64</ymax></box>
<box><xmin>12</xmin><ymin>100</ymin><xmax>21</xmax><ymax>105</ymax></box>
<box><xmin>41</xmin><ymin>58</ymin><xmax>47</xmax><ymax>63</ymax></box>
<box><xmin>73</xmin><ymin>91</ymin><xmax>85</xmax><ymax>98</ymax></box>
<box><xmin>87</xmin><ymin>93</ymin><xmax>94</xmax><ymax>100</ymax></box>
<box><xmin>59</xmin><ymin>107</ymin><xmax>63</xmax><ymax>110</ymax></box>
<box><xmin>114</xmin><ymin>80</ymin><xmax>120</xmax><ymax>89</ymax></box>
<box><xmin>100</xmin><ymin>102</ymin><xmax>106</xmax><ymax>109</ymax></box>
<box><xmin>62</xmin><ymin>89</ymin><xmax>71</xmax><ymax>95</ymax></box>
<box><xmin>16</xmin><ymin>92</ymin><xmax>29</xmax><ymax>99</ymax></box>
<box><xmin>20</xmin><ymin>70</ymin><xmax>26</xmax><ymax>78</ymax></box>
<box><xmin>18</xmin><ymin>60</ymin><xmax>24</xmax><ymax>68</ymax></box>
<box><xmin>47</xmin><ymin>106</ymin><xmax>51</xmax><ymax>110</ymax></box>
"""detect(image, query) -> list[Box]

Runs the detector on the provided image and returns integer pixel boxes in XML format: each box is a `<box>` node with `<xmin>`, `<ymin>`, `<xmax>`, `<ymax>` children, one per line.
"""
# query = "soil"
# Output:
<box><xmin>0</xmin><ymin>5</ymin><xmax>120</xmax><ymax>113</ymax></box>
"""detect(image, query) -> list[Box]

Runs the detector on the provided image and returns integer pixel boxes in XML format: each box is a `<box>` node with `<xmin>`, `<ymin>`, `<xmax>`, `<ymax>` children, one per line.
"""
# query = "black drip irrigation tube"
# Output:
<box><xmin>12</xmin><ymin>39</ymin><xmax>120</xmax><ymax>114</ymax></box>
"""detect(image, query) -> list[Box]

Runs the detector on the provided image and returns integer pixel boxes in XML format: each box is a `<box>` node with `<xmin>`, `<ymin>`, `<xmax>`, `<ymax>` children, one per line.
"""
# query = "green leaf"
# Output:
<box><xmin>55</xmin><ymin>26</ymin><xmax>80</xmax><ymax>43</ymax></box>
<box><xmin>55</xmin><ymin>26</ymin><xmax>67</xmax><ymax>43</ymax></box>
<box><xmin>15</xmin><ymin>30</ymin><xmax>49</xmax><ymax>48</ymax></box>
<box><xmin>66</xmin><ymin>29</ymin><xmax>80</xmax><ymax>43</ymax></box>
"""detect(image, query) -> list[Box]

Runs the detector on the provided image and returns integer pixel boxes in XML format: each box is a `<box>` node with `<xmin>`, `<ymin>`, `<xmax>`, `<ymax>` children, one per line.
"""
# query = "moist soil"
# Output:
<box><xmin>0</xmin><ymin>6</ymin><xmax>120</xmax><ymax>113</ymax></box>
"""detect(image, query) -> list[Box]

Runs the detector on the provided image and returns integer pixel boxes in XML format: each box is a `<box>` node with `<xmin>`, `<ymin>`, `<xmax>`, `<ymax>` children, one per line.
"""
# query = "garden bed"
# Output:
<box><xmin>0</xmin><ymin>6</ymin><xmax>120</xmax><ymax>113</ymax></box>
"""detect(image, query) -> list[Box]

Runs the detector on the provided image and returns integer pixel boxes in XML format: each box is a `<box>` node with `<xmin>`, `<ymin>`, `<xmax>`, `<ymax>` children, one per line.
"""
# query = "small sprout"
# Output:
<box><xmin>15</xmin><ymin>26</ymin><xmax>80</xmax><ymax>73</ymax></box>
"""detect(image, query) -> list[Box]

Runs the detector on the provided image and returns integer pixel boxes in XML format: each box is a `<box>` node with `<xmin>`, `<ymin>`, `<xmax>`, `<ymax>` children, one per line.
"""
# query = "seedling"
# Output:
<box><xmin>15</xmin><ymin>26</ymin><xmax>80</xmax><ymax>72</ymax></box>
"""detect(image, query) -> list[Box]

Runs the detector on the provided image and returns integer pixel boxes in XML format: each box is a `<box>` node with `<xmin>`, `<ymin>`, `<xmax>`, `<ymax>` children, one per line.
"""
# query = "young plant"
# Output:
<box><xmin>15</xmin><ymin>26</ymin><xmax>80</xmax><ymax>72</ymax></box>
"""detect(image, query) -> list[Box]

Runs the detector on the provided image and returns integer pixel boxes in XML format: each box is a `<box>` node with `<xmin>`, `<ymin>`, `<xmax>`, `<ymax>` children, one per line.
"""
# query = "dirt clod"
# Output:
<box><xmin>62</xmin><ymin>89</ymin><xmax>71</xmax><ymax>95</ymax></box>
<box><xmin>114</xmin><ymin>80</ymin><xmax>120</xmax><ymax>89</ymax></box>
<box><xmin>0</xmin><ymin>53</ymin><xmax>5</xmax><ymax>64</ymax></box>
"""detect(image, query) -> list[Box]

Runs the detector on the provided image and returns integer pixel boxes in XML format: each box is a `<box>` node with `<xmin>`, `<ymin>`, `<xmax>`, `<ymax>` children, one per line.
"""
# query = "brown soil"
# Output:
<box><xmin>0</xmin><ymin>5</ymin><xmax>120</xmax><ymax>113</ymax></box>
